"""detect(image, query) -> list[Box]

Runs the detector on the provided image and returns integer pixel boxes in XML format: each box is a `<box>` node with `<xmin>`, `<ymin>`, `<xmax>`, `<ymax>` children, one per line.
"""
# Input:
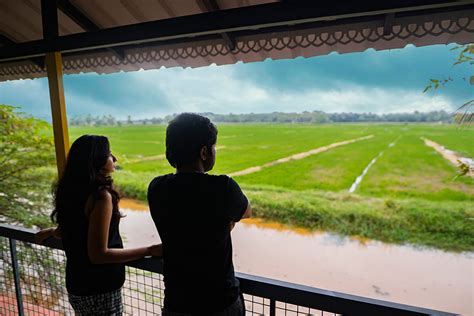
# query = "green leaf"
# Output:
<box><xmin>470</xmin><ymin>76</ymin><xmax>474</xmax><ymax>85</ymax></box>
<box><xmin>0</xmin><ymin>104</ymin><xmax>55</xmax><ymax>225</ymax></box>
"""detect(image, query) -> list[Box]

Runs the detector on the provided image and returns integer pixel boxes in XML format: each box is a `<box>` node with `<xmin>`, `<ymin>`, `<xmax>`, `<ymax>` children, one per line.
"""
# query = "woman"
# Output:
<box><xmin>36</xmin><ymin>135</ymin><xmax>161</xmax><ymax>315</ymax></box>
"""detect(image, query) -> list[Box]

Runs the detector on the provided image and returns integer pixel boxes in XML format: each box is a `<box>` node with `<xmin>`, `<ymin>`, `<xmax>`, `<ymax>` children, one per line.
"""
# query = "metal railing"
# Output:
<box><xmin>0</xmin><ymin>224</ymin><xmax>456</xmax><ymax>316</ymax></box>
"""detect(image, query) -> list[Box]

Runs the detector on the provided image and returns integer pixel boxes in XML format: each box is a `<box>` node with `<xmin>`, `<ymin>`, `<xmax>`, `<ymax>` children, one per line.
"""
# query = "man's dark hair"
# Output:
<box><xmin>166</xmin><ymin>113</ymin><xmax>218</xmax><ymax>167</ymax></box>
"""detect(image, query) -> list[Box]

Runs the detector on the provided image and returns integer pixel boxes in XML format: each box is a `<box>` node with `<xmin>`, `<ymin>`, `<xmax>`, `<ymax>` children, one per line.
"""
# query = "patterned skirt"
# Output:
<box><xmin>68</xmin><ymin>288</ymin><xmax>123</xmax><ymax>315</ymax></box>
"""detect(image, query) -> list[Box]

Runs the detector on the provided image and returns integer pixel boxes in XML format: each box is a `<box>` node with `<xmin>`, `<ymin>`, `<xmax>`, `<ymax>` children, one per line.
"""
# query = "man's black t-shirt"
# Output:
<box><xmin>147</xmin><ymin>173</ymin><xmax>248</xmax><ymax>313</ymax></box>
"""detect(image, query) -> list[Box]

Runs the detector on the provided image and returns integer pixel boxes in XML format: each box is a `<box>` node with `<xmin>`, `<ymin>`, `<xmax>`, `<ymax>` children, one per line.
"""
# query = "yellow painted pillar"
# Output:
<box><xmin>45</xmin><ymin>52</ymin><xmax>69</xmax><ymax>178</ymax></box>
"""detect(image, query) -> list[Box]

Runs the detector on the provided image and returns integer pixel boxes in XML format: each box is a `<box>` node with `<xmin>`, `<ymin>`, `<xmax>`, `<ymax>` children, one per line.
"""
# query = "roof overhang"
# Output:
<box><xmin>1</xmin><ymin>0</ymin><xmax>473</xmax><ymax>81</ymax></box>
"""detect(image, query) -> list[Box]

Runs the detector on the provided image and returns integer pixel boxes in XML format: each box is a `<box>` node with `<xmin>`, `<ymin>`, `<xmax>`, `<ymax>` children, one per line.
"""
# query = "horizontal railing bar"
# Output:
<box><xmin>0</xmin><ymin>224</ymin><xmax>63</xmax><ymax>250</ymax></box>
<box><xmin>0</xmin><ymin>224</ymin><xmax>457</xmax><ymax>316</ymax></box>
<box><xmin>127</xmin><ymin>257</ymin><xmax>163</xmax><ymax>274</ymax></box>
<box><xmin>236</xmin><ymin>272</ymin><xmax>455</xmax><ymax>316</ymax></box>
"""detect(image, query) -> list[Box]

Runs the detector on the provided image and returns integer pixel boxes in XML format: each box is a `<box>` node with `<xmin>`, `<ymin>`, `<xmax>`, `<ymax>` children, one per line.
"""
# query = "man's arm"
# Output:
<box><xmin>241</xmin><ymin>201</ymin><xmax>252</xmax><ymax>219</ymax></box>
<box><xmin>230</xmin><ymin>201</ymin><xmax>251</xmax><ymax>231</ymax></box>
<box><xmin>225</xmin><ymin>177</ymin><xmax>251</xmax><ymax>232</ymax></box>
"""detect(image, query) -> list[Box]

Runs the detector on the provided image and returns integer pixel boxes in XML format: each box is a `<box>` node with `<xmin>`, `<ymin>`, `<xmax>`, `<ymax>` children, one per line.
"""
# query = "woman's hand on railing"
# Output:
<box><xmin>35</xmin><ymin>227</ymin><xmax>61</xmax><ymax>244</ymax></box>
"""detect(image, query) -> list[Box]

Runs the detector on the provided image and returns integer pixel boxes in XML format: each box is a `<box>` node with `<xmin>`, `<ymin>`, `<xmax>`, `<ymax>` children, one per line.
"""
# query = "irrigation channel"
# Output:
<box><xmin>349</xmin><ymin>136</ymin><xmax>400</xmax><ymax>193</ymax></box>
<box><xmin>119</xmin><ymin>199</ymin><xmax>473</xmax><ymax>316</ymax></box>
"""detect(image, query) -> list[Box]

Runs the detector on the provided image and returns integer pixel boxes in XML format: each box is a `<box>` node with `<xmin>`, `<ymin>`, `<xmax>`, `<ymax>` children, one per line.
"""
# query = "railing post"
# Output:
<box><xmin>270</xmin><ymin>299</ymin><xmax>276</xmax><ymax>316</ymax></box>
<box><xmin>9</xmin><ymin>239</ymin><xmax>24</xmax><ymax>316</ymax></box>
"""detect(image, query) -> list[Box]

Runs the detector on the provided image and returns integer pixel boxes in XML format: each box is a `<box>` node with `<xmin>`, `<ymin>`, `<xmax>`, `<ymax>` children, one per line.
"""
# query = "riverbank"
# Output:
<box><xmin>116</xmin><ymin>181</ymin><xmax>474</xmax><ymax>252</ymax></box>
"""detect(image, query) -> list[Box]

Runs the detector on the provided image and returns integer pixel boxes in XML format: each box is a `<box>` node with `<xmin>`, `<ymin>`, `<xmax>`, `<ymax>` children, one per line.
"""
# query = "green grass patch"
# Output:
<box><xmin>235</xmin><ymin>133</ymin><xmax>392</xmax><ymax>190</ymax></box>
<box><xmin>359</xmin><ymin>132</ymin><xmax>474</xmax><ymax>200</ymax></box>
<box><xmin>243</xmin><ymin>184</ymin><xmax>474</xmax><ymax>252</ymax></box>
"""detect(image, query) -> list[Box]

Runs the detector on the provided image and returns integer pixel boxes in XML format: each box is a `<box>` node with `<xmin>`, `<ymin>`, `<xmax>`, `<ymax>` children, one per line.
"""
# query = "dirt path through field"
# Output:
<box><xmin>229</xmin><ymin>135</ymin><xmax>374</xmax><ymax>177</ymax></box>
<box><xmin>422</xmin><ymin>137</ymin><xmax>474</xmax><ymax>178</ymax></box>
<box><xmin>125</xmin><ymin>146</ymin><xmax>226</xmax><ymax>164</ymax></box>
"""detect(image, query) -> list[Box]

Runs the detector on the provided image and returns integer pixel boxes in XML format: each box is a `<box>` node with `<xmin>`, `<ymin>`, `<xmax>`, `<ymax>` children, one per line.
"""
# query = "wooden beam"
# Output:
<box><xmin>384</xmin><ymin>13</ymin><xmax>395</xmax><ymax>35</ymax></box>
<box><xmin>57</xmin><ymin>0</ymin><xmax>125</xmax><ymax>60</ymax></box>
<box><xmin>42</xmin><ymin>1</ymin><xmax>69</xmax><ymax>177</ymax></box>
<box><xmin>41</xmin><ymin>0</ymin><xmax>59</xmax><ymax>40</ymax></box>
<box><xmin>0</xmin><ymin>34</ymin><xmax>44</xmax><ymax>68</ymax></box>
<box><xmin>199</xmin><ymin>0</ymin><xmax>236</xmax><ymax>51</ymax></box>
<box><xmin>45</xmin><ymin>52</ymin><xmax>69</xmax><ymax>178</ymax></box>
<box><xmin>57</xmin><ymin>0</ymin><xmax>99</xmax><ymax>31</ymax></box>
<box><xmin>200</xmin><ymin>0</ymin><xmax>219</xmax><ymax>11</ymax></box>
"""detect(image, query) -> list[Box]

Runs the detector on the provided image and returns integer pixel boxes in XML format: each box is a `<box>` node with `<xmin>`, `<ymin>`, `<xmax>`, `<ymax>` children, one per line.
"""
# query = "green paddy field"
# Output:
<box><xmin>70</xmin><ymin>124</ymin><xmax>474</xmax><ymax>252</ymax></box>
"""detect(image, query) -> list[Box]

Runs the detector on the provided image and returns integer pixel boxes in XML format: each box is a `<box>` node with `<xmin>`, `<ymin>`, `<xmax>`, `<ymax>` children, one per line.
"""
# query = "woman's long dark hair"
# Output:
<box><xmin>51</xmin><ymin>135</ymin><xmax>120</xmax><ymax>225</ymax></box>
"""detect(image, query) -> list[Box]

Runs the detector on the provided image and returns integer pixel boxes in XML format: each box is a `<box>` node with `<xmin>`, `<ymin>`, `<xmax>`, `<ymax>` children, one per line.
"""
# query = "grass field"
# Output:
<box><xmin>70</xmin><ymin>124</ymin><xmax>474</xmax><ymax>252</ymax></box>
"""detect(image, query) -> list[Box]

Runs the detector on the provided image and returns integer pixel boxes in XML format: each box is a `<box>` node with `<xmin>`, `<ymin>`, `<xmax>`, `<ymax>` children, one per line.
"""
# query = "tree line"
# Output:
<box><xmin>69</xmin><ymin>110</ymin><xmax>455</xmax><ymax>126</ymax></box>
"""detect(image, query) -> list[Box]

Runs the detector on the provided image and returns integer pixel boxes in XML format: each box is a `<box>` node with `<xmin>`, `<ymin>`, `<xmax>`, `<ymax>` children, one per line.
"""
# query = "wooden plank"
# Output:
<box><xmin>45</xmin><ymin>52</ymin><xmax>69</xmax><ymax>178</ymax></box>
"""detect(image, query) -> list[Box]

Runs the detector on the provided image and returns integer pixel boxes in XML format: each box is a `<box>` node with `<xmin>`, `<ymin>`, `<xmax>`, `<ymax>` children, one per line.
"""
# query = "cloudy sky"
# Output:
<box><xmin>0</xmin><ymin>44</ymin><xmax>471</xmax><ymax>121</ymax></box>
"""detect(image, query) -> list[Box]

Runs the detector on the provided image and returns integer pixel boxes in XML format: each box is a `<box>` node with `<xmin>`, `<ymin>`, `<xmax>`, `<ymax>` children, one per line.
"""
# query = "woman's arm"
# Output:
<box><xmin>87</xmin><ymin>190</ymin><xmax>162</xmax><ymax>264</ymax></box>
<box><xmin>35</xmin><ymin>227</ymin><xmax>61</xmax><ymax>244</ymax></box>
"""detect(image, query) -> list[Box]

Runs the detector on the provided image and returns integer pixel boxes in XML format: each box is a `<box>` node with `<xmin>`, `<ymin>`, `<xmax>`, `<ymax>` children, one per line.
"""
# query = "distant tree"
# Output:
<box><xmin>0</xmin><ymin>105</ymin><xmax>55</xmax><ymax>227</ymax></box>
<box><xmin>85</xmin><ymin>114</ymin><xmax>93</xmax><ymax>125</ymax></box>
<box><xmin>150</xmin><ymin>117</ymin><xmax>162</xmax><ymax>124</ymax></box>
<box><xmin>106</xmin><ymin>114</ymin><xmax>116</xmax><ymax>126</ymax></box>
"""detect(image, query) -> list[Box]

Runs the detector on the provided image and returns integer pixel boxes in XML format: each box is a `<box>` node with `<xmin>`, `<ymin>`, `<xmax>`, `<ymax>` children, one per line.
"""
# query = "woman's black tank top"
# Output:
<box><xmin>60</xmin><ymin>196</ymin><xmax>125</xmax><ymax>296</ymax></box>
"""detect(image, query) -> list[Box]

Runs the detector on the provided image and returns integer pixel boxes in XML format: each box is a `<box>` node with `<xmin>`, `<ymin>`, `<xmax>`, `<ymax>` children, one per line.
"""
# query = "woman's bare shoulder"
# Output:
<box><xmin>85</xmin><ymin>189</ymin><xmax>112</xmax><ymax>217</ymax></box>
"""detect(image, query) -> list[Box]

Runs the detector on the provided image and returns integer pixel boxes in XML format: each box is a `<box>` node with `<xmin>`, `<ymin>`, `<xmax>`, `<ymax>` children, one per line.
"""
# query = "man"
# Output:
<box><xmin>148</xmin><ymin>113</ymin><xmax>251</xmax><ymax>315</ymax></box>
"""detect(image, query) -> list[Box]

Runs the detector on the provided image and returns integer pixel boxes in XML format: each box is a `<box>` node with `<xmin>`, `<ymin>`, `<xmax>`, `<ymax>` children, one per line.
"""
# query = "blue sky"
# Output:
<box><xmin>0</xmin><ymin>44</ymin><xmax>472</xmax><ymax>121</ymax></box>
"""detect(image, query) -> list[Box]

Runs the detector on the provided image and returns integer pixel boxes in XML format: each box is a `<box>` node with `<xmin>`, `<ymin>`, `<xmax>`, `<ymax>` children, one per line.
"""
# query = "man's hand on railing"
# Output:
<box><xmin>35</xmin><ymin>227</ymin><xmax>61</xmax><ymax>244</ymax></box>
<box><xmin>147</xmin><ymin>243</ymin><xmax>163</xmax><ymax>257</ymax></box>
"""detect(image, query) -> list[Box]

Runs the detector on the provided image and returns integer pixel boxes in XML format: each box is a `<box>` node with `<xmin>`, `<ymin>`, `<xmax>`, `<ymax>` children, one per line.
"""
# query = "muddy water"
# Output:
<box><xmin>119</xmin><ymin>202</ymin><xmax>473</xmax><ymax>315</ymax></box>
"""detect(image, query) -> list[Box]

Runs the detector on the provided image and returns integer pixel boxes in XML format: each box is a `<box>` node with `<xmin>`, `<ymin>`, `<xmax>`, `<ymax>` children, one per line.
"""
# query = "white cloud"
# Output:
<box><xmin>126</xmin><ymin>66</ymin><xmax>455</xmax><ymax>115</ymax></box>
<box><xmin>0</xmin><ymin>64</ymin><xmax>457</xmax><ymax>119</ymax></box>
<box><xmin>130</xmin><ymin>66</ymin><xmax>272</xmax><ymax>114</ymax></box>
<box><xmin>294</xmin><ymin>86</ymin><xmax>453</xmax><ymax>114</ymax></box>
<box><xmin>66</xmin><ymin>91</ymin><xmax>119</xmax><ymax>117</ymax></box>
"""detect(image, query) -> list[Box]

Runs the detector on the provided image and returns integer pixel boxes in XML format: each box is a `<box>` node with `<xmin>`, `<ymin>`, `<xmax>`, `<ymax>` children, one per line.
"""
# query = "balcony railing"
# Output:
<box><xmin>0</xmin><ymin>223</ymin><xmax>455</xmax><ymax>316</ymax></box>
